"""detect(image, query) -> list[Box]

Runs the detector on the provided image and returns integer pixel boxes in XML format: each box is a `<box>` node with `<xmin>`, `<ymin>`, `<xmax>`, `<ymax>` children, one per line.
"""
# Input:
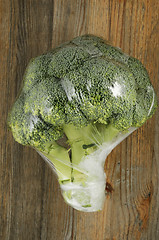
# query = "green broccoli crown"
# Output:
<box><xmin>8</xmin><ymin>35</ymin><xmax>157</xmax><ymax>150</ymax></box>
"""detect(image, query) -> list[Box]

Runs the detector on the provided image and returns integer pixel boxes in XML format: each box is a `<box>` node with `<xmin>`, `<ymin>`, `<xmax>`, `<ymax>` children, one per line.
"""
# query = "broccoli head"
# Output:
<box><xmin>8</xmin><ymin>35</ymin><xmax>157</xmax><ymax>212</ymax></box>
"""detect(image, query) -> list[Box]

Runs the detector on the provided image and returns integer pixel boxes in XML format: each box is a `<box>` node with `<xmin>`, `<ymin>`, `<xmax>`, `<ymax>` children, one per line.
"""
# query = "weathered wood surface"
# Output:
<box><xmin>0</xmin><ymin>0</ymin><xmax>159</xmax><ymax>239</ymax></box>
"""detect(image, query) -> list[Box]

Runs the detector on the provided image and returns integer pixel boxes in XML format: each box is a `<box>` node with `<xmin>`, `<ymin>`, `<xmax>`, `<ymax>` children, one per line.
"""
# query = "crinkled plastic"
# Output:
<box><xmin>8</xmin><ymin>35</ymin><xmax>157</xmax><ymax>212</ymax></box>
<box><xmin>37</xmin><ymin>127</ymin><xmax>137</xmax><ymax>212</ymax></box>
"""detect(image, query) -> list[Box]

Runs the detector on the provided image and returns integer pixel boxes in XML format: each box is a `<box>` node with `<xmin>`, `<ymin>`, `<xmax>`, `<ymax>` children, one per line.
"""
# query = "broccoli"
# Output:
<box><xmin>8</xmin><ymin>35</ymin><xmax>157</xmax><ymax>212</ymax></box>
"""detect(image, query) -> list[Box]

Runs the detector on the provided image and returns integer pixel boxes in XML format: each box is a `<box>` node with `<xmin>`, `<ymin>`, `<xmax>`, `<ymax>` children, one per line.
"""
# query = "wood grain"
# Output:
<box><xmin>0</xmin><ymin>0</ymin><xmax>158</xmax><ymax>239</ymax></box>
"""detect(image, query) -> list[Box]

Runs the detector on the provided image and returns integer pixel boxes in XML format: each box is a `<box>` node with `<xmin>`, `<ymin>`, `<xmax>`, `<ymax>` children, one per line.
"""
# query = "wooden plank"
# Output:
<box><xmin>0</xmin><ymin>0</ymin><xmax>158</xmax><ymax>239</ymax></box>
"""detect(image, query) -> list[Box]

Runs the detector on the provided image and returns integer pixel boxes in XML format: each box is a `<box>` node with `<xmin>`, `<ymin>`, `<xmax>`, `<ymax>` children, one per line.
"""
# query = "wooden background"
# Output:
<box><xmin>0</xmin><ymin>0</ymin><xmax>159</xmax><ymax>239</ymax></box>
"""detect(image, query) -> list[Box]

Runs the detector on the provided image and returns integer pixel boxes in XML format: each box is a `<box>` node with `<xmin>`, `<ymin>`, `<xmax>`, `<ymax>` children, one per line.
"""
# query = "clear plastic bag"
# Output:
<box><xmin>8</xmin><ymin>35</ymin><xmax>157</xmax><ymax>212</ymax></box>
<box><xmin>37</xmin><ymin>127</ymin><xmax>137</xmax><ymax>212</ymax></box>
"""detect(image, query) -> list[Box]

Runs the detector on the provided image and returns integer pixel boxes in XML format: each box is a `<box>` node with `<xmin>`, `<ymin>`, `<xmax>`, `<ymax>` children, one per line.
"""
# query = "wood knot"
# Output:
<box><xmin>136</xmin><ymin>183</ymin><xmax>153</xmax><ymax>230</ymax></box>
<box><xmin>105</xmin><ymin>182</ymin><xmax>114</xmax><ymax>193</ymax></box>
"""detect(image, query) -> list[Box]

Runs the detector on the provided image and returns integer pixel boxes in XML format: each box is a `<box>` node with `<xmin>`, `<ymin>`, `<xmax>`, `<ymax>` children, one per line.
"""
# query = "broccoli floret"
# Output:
<box><xmin>63</xmin><ymin>57</ymin><xmax>136</xmax><ymax>130</ymax></box>
<box><xmin>8</xmin><ymin>92</ymin><xmax>63</xmax><ymax>150</ymax></box>
<box><xmin>127</xmin><ymin>57</ymin><xmax>158</xmax><ymax>126</ymax></box>
<box><xmin>72</xmin><ymin>34</ymin><xmax>129</xmax><ymax>63</ymax></box>
<box><xmin>8</xmin><ymin>35</ymin><xmax>157</xmax><ymax>212</ymax></box>
<box><xmin>48</xmin><ymin>44</ymin><xmax>90</xmax><ymax>78</ymax></box>
<box><xmin>22</xmin><ymin>54</ymin><xmax>53</xmax><ymax>92</ymax></box>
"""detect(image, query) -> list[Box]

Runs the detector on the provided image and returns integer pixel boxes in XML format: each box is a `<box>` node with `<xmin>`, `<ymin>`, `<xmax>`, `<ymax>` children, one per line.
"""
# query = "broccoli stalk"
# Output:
<box><xmin>37</xmin><ymin>123</ymin><xmax>136</xmax><ymax>211</ymax></box>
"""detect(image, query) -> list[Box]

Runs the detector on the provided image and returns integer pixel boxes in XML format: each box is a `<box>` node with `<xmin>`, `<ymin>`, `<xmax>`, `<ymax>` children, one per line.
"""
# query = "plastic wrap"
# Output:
<box><xmin>37</xmin><ymin>127</ymin><xmax>137</xmax><ymax>212</ymax></box>
<box><xmin>8</xmin><ymin>35</ymin><xmax>157</xmax><ymax>212</ymax></box>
